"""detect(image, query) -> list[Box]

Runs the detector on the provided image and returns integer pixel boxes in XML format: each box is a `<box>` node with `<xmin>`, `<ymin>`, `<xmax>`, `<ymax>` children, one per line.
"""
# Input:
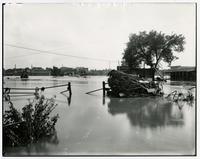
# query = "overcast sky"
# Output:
<box><xmin>4</xmin><ymin>3</ymin><xmax>196</xmax><ymax>70</ymax></box>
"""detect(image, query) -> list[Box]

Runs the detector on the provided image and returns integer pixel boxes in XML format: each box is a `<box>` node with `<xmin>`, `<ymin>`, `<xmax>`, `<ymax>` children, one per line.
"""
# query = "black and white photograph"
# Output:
<box><xmin>1</xmin><ymin>1</ymin><xmax>198</xmax><ymax>157</ymax></box>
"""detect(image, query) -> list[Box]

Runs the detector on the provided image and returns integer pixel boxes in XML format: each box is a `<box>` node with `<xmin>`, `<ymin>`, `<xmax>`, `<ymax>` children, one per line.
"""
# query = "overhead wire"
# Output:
<box><xmin>5</xmin><ymin>44</ymin><xmax>73</xmax><ymax>59</ymax></box>
<box><xmin>5</xmin><ymin>43</ymin><xmax>118</xmax><ymax>63</ymax></box>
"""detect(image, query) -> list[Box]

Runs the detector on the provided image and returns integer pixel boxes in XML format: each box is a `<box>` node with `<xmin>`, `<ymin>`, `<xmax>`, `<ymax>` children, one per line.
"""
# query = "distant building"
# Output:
<box><xmin>60</xmin><ymin>67</ymin><xmax>74</xmax><ymax>75</ymax></box>
<box><xmin>87</xmin><ymin>69</ymin><xmax>111</xmax><ymax>76</ymax></box>
<box><xmin>118</xmin><ymin>65</ymin><xmax>196</xmax><ymax>81</ymax></box>
<box><xmin>163</xmin><ymin>66</ymin><xmax>196</xmax><ymax>81</ymax></box>
<box><xmin>30</xmin><ymin>67</ymin><xmax>50</xmax><ymax>76</ymax></box>
<box><xmin>75</xmin><ymin>67</ymin><xmax>88</xmax><ymax>76</ymax></box>
<box><xmin>117</xmin><ymin>65</ymin><xmax>154</xmax><ymax>79</ymax></box>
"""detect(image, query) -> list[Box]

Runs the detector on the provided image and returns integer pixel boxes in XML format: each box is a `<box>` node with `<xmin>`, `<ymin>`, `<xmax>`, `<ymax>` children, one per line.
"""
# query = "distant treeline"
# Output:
<box><xmin>3</xmin><ymin>66</ymin><xmax>111</xmax><ymax>76</ymax></box>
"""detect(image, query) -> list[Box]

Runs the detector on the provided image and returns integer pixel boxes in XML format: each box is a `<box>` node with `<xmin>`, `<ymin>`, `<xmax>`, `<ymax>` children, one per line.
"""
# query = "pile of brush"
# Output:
<box><xmin>107</xmin><ymin>70</ymin><xmax>163</xmax><ymax>97</ymax></box>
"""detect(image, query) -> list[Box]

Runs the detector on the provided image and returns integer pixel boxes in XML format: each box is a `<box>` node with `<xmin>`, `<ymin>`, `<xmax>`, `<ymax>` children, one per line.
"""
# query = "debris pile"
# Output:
<box><xmin>166</xmin><ymin>90</ymin><xmax>194</xmax><ymax>103</ymax></box>
<box><xmin>3</xmin><ymin>95</ymin><xmax>59</xmax><ymax>147</ymax></box>
<box><xmin>107</xmin><ymin>70</ymin><xmax>163</xmax><ymax>97</ymax></box>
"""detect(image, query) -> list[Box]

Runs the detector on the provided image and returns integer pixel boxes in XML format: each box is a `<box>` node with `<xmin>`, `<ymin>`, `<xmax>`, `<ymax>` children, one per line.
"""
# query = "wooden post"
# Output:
<box><xmin>102</xmin><ymin>96</ymin><xmax>105</xmax><ymax>105</ymax></box>
<box><xmin>103</xmin><ymin>81</ymin><xmax>106</xmax><ymax>97</ymax></box>
<box><xmin>68</xmin><ymin>82</ymin><xmax>72</xmax><ymax>96</ymax></box>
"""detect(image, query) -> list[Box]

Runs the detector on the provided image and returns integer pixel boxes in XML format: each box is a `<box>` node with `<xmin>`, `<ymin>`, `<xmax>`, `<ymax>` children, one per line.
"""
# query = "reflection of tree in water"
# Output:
<box><xmin>28</xmin><ymin>132</ymin><xmax>59</xmax><ymax>155</ymax></box>
<box><xmin>3</xmin><ymin>133</ymin><xmax>59</xmax><ymax>156</ymax></box>
<box><xmin>107</xmin><ymin>97</ymin><xmax>184</xmax><ymax>128</ymax></box>
<box><xmin>4</xmin><ymin>132</ymin><xmax>59</xmax><ymax>156</ymax></box>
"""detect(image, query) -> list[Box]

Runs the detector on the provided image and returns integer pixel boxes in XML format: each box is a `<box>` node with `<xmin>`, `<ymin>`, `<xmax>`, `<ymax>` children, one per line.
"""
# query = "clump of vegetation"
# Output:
<box><xmin>166</xmin><ymin>90</ymin><xmax>195</xmax><ymax>107</ymax></box>
<box><xmin>3</xmin><ymin>96</ymin><xmax>59</xmax><ymax>147</ymax></box>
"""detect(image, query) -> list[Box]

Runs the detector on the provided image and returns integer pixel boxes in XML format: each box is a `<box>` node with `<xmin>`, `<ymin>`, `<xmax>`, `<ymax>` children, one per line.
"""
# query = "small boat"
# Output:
<box><xmin>20</xmin><ymin>71</ymin><xmax>29</xmax><ymax>80</ymax></box>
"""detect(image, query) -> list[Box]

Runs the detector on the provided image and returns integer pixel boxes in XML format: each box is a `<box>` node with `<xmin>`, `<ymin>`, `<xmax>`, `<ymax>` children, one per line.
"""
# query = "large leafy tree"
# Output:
<box><xmin>123</xmin><ymin>30</ymin><xmax>185</xmax><ymax>80</ymax></box>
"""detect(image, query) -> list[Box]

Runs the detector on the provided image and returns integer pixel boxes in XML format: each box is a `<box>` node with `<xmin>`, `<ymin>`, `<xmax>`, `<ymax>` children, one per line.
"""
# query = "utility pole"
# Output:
<box><xmin>14</xmin><ymin>64</ymin><xmax>16</xmax><ymax>76</ymax></box>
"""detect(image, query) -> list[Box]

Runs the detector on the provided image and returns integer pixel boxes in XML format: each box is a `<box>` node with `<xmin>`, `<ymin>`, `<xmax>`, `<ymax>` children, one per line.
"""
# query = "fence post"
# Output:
<box><xmin>103</xmin><ymin>81</ymin><xmax>106</xmax><ymax>97</ymax></box>
<box><xmin>68</xmin><ymin>82</ymin><xmax>72</xmax><ymax>96</ymax></box>
<box><xmin>102</xmin><ymin>96</ymin><xmax>105</xmax><ymax>105</ymax></box>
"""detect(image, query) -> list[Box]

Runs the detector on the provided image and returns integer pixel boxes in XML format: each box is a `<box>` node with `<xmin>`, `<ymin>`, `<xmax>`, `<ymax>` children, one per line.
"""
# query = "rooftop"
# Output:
<box><xmin>163</xmin><ymin>66</ymin><xmax>196</xmax><ymax>73</ymax></box>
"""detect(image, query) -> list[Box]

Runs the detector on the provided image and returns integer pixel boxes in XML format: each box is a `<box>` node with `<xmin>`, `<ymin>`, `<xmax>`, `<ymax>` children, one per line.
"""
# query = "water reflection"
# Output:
<box><xmin>60</xmin><ymin>92</ymin><xmax>72</xmax><ymax>106</ymax></box>
<box><xmin>25</xmin><ymin>133</ymin><xmax>59</xmax><ymax>155</ymax></box>
<box><xmin>107</xmin><ymin>97</ymin><xmax>185</xmax><ymax>128</ymax></box>
<box><xmin>4</xmin><ymin>128</ymin><xmax>59</xmax><ymax>156</ymax></box>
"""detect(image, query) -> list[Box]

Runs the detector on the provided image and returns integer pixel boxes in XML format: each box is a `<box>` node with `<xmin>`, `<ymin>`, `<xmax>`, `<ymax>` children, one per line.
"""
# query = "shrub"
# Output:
<box><xmin>3</xmin><ymin>96</ymin><xmax>59</xmax><ymax>147</ymax></box>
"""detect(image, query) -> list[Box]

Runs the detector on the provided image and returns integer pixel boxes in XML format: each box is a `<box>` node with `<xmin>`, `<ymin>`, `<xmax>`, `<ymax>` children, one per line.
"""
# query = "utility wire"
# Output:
<box><xmin>5</xmin><ymin>53</ymin><xmax>42</xmax><ymax>59</ymax></box>
<box><xmin>5</xmin><ymin>45</ymin><xmax>73</xmax><ymax>59</ymax></box>
<box><xmin>5</xmin><ymin>43</ymin><xmax>118</xmax><ymax>63</ymax></box>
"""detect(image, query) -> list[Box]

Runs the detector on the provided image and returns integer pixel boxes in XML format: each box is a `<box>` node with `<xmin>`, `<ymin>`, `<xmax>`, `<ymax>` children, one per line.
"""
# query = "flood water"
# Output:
<box><xmin>3</xmin><ymin>76</ymin><xmax>196</xmax><ymax>156</ymax></box>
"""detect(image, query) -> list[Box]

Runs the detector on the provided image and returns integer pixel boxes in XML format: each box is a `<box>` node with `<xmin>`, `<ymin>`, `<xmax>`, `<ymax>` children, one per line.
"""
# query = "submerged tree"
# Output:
<box><xmin>123</xmin><ymin>30</ymin><xmax>185</xmax><ymax>80</ymax></box>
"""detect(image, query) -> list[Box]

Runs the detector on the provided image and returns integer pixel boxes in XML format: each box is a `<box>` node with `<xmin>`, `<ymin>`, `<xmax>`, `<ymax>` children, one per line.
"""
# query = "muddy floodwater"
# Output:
<box><xmin>3</xmin><ymin>76</ymin><xmax>196</xmax><ymax>156</ymax></box>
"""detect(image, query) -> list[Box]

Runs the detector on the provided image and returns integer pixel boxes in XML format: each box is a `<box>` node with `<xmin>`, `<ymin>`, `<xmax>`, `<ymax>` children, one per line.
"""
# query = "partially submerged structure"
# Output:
<box><xmin>107</xmin><ymin>70</ymin><xmax>163</xmax><ymax>97</ymax></box>
<box><xmin>163</xmin><ymin>66</ymin><xmax>196</xmax><ymax>81</ymax></box>
<box><xmin>117</xmin><ymin>66</ymin><xmax>155</xmax><ymax>79</ymax></box>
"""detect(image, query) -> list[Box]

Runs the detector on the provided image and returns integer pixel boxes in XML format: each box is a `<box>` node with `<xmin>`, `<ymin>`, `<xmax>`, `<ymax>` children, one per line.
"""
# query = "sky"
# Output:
<box><xmin>4</xmin><ymin>3</ymin><xmax>196</xmax><ymax>70</ymax></box>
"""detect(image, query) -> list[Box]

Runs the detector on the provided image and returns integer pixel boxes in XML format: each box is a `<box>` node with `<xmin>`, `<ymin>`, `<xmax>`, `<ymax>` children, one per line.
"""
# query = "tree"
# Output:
<box><xmin>123</xmin><ymin>30</ymin><xmax>185</xmax><ymax>80</ymax></box>
<box><xmin>51</xmin><ymin>66</ymin><xmax>63</xmax><ymax>76</ymax></box>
